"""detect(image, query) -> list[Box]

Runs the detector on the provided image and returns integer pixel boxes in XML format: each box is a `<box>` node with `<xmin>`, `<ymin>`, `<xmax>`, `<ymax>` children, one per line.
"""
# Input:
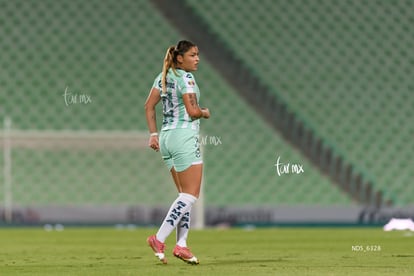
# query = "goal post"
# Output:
<box><xmin>3</xmin><ymin>116</ymin><xmax>12</xmax><ymax>223</ymax></box>
<box><xmin>192</xmin><ymin>136</ymin><xmax>206</xmax><ymax>229</ymax></box>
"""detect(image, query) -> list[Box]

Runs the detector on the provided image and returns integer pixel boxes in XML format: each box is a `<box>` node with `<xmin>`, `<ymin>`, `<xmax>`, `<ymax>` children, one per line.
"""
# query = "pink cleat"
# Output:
<box><xmin>173</xmin><ymin>245</ymin><xmax>199</xmax><ymax>265</ymax></box>
<box><xmin>147</xmin><ymin>235</ymin><xmax>167</xmax><ymax>264</ymax></box>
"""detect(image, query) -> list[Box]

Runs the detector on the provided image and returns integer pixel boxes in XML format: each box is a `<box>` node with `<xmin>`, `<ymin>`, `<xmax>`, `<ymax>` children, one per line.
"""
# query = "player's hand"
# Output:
<box><xmin>201</xmin><ymin>107</ymin><xmax>210</xmax><ymax>119</ymax></box>
<box><xmin>148</xmin><ymin>136</ymin><xmax>160</xmax><ymax>152</ymax></box>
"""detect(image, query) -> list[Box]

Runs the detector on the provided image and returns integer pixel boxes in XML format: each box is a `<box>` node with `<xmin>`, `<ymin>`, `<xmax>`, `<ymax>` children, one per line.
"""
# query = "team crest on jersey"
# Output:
<box><xmin>184</xmin><ymin>73</ymin><xmax>195</xmax><ymax>86</ymax></box>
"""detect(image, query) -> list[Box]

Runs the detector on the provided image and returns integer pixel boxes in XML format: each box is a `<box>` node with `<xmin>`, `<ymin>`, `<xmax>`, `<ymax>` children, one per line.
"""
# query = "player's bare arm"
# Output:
<box><xmin>144</xmin><ymin>87</ymin><xmax>161</xmax><ymax>151</ymax></box>
<box><xmin>183</xmin><ymin>93</ymin><xmax>210</xmax><ymax>119</ymax></box>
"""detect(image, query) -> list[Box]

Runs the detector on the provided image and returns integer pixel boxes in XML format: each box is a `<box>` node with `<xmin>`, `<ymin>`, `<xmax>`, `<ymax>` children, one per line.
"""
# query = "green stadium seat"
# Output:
<box><xmin>185</xmin><ymin>0</ymin><xmax>414</xmax><ymax>205</ymax></box>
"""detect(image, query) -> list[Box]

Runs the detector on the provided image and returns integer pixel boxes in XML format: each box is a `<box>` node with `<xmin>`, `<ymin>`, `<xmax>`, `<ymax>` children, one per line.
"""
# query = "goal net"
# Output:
<box><xmin>0</xmin><ymin>117</ymin><xmax>204</xmax><ymax>227</ymax></box>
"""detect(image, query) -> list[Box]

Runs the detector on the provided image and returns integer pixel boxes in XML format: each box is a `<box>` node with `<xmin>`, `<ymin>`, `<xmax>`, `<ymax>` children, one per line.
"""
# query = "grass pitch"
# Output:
<box><xmin>0</xmin><ymin>226</ymin><xmax>413</xmax><ymax>275</ymax></box>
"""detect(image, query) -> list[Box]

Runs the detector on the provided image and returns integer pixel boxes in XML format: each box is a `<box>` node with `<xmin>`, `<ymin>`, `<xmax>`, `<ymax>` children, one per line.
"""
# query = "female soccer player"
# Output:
<box><xmin>144</xmin><ymin>40</ymin><xmax>210</xmax><ymax>265</ymax></box>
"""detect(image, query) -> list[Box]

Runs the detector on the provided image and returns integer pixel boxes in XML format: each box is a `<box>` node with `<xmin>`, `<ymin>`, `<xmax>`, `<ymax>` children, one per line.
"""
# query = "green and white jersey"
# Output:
<box><xmin>152</xmin><ymin>68</ymin><xmax>201</xmax><ymax>131</ymax></box>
